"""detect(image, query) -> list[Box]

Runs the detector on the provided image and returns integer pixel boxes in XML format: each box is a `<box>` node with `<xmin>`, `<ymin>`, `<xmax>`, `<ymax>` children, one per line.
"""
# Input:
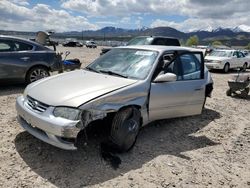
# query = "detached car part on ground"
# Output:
<box><xmin>0</xmin><ymin>35</ymin><xmax>62</xmax><ymax>84</ymax></box>
<box><xmin>16</xmin><ymin>45</ymin><xmax>213</xmax><ymax>152</ymax></box>
<box><xmin>205</xmin><ymin>50</ymin><xmax>249</xmax><ymax>73</ymax></box>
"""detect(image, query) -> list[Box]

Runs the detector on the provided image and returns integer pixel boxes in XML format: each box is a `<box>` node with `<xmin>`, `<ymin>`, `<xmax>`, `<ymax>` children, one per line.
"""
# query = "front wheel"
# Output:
<box><xmin>223</xmin><ymin>63</ymin><xmax>230</xmax><ymax>73</ymax></box>
<box><xmin>26</xmin><ymin>66</ymin><xmax>50</xmax><ymax>83</ymax></box>
<box><xmin>110</xmin><ymin>107</ymin><xmax>141</xmax><ymax>152</ymax></box>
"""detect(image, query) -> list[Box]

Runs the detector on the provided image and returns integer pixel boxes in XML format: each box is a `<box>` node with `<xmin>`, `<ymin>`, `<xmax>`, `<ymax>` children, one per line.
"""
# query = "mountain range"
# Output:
<box><xmin>1</xmin><ymin>25</ymin><xmax>250</xmax><ymax>46</ymax></box>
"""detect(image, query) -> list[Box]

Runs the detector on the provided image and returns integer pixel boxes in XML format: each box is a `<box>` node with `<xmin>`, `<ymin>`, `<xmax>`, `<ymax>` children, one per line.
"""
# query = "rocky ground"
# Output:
<box><xmin>0</xmin><ymin>46</ymin><xmax>249</xmax><ymax>188</ymax></box>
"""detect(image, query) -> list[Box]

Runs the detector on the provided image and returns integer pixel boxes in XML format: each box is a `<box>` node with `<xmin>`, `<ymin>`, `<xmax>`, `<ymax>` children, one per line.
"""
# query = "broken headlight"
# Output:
<box><xmin>53</xmin><ymin>107</ymin><xmax>80</xmax><ymax>120</ymax></box>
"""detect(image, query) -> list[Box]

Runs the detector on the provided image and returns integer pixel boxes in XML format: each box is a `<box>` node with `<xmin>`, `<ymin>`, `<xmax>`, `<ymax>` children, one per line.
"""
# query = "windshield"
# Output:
<box><xmin>127</xmin><ymin>37</ymin><xmax>154</xmax><ymax>45</ymax></box>
<box><xmin>87</xmin><ymin>48</ymin><xmax>158</xmax><ymax>80</ymax></box>
<box><xmin>209</xmin><ymin>50</ymin><xmax>232</xmax><ymax>57</ymax></box>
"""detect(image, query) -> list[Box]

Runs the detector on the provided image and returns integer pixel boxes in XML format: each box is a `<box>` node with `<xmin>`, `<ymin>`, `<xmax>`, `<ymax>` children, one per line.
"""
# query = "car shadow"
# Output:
<box><xmin>14</xmin><ymin>108</ymin><xmax>220</xmax><ymax>187</ymax></box>
<box><xmin>209</xmin><ymin>69</ymin><xmax>250</xmax><ymax>74</ymax></box>
<box><xmin>0</xmin><ymin>83</ymin><xmax>25</xmax><ymax>96</ymax></box>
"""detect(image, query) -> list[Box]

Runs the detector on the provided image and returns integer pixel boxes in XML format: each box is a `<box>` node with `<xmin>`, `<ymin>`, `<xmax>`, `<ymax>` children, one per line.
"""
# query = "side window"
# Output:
<box><xmin>233</xmin><ymin>51</ymin><xmax>237</xmax><ymax>57</ymax></box>
<box><xmin>0</xmin><ymin>40</ymin><xmax>15</xmax><ymax>52</ymax></box>
<box><xmin>164</xmin><ymin>52</ymin><xmax>202</xmax><ymax>81</ymax></box>
<box><xmin>180</xmin><ymin>54</ymin><xmax>201</xmax><ymax>80</ymax></box>
<box><xmin>14</xmin><ymin>41</ymin><xmax>33</xmax><ymax>51</ymax></box>
<box><xmin>238</xmin><ymin>52</ymin><xmax>244</xmax><ymax>58</ymax></box>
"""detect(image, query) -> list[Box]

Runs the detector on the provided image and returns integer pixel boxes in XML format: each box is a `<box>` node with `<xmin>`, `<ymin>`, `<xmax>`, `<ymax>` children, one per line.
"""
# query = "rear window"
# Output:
<box><xmin>153</xmin><ymin>38</ymin><xmax>180</xmax><ymax>46</ymax></box>
<box><xmin>127</xmin><ymin>37</ymin><xmax>154</xmax><ymax>45</ymax></box>
<box><xmin>14</xmin><ymin>41</ymin><xmax>33</xmax><ymax>51</ymax></box>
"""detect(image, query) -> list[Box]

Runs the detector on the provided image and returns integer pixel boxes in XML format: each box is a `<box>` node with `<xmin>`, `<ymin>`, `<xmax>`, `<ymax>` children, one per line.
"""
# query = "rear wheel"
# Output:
<box><xmin>110</xmin><ymin>107</ymin><xmax>141</xmax><ymax>152</ymax></box>
<box><xmin>242</xmin><ymin>63</ymin><xmax>248</xmax><ymax>72</ymax></box>
<box><xmin>26</xmin><ymin>66</ymin><xmax>50</xmax><ymax>83</ymax></box>
<box><xmin>223</xmin><ymin>63</ymin><xmax>230</xmax><ymax>73</ymax></box>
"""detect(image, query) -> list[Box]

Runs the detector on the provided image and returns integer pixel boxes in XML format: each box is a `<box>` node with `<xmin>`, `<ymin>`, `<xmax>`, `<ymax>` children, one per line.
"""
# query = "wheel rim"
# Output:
<box><xmin>30</xmin><ymin>69</ymin><xmax>49</xmax><ymax>82</ymax></box>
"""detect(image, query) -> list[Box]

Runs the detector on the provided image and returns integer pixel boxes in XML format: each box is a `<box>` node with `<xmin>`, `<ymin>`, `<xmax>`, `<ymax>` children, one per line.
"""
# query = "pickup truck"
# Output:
<box><xmin>100</xmin><ymin>36</ymin><xmax>181</xmax><ymax>55</ymax></box>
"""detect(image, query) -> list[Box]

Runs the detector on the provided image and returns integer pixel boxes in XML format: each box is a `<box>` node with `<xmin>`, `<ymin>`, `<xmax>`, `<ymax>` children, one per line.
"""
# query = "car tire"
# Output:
<box><xmin>26</xmin><ymin>66</ymin><xmax>50</xmax><ymax>84</ymax></box>
<box><xmin>242</xmin><ymin>63</ymin><xmax>248</xmax><ymax>72</ymax></box>
<box><xmin>223</xmin><ymin>63</ymin><xmax>230</xmax><ymax>73</ymax></box>
<box><xmin>226</xmin><ymin>89</ymin><xmax>232</xmax><ymax>96</ymax></box>
<box><xmin>110</xmin><ymin>107</ymin><xmax>141</xmax><ymax>152</ymax></box>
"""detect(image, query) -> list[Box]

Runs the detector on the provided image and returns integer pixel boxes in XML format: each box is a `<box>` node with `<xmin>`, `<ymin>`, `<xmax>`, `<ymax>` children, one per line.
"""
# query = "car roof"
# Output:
<box><xmin>0</xmin><ymin>35</ymin><xmax>47</xmax><ymax>46</ymax></box>
<box><xmin>132</xmin><ymin>36</ymin><xmax>178</xmax><ymax>39</ymax></box>
<box><xmin>115</xmin><ymin>45</ymin><xmax>202</xmax><ymax>53</ymax></box>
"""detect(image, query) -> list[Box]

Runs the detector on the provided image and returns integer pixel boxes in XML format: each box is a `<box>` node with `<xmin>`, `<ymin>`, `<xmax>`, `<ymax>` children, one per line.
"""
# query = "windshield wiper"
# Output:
<box><xmin>85</xmin><ymin>67</ymin><xmax>99</xmax><ymax>73</ymax></box>
<box><xmin>99</xmin><ymin>70</ymin><xmax>128</xmax><ymax>78</ymax></box>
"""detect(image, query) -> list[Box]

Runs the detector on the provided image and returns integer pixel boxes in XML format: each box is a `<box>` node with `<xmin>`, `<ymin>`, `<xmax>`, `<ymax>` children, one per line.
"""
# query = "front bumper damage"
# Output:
<box><xmin>16</xmin><ymin>96</ymin><xmax>81</xmax><ymax>150</ymax></box>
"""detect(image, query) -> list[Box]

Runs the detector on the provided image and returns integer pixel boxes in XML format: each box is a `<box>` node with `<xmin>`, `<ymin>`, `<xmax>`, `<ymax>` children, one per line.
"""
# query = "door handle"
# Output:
<box><xmin>20</xmin><ymin>57</ymin><xmax>30</xmax><ymax>61</ymax></box>
<box><xmin>194</xmin><ymin>88</ymin><xmax>203</xmax><ymax>91</ymax></box>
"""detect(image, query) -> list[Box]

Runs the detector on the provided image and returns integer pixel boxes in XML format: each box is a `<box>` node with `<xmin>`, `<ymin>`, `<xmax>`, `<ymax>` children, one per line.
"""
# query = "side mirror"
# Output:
<box><xmin>154</xmin><ymin>73</ymin><xmax>177</xmax><ymax>83</ymax></box>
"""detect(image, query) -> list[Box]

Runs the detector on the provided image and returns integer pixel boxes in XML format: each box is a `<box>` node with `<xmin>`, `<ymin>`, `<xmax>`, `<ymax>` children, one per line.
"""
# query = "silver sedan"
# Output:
<box><xmin>16</xmin><ymin>45</ymin><xmax>213</xmax><ymax>151</ymax></box>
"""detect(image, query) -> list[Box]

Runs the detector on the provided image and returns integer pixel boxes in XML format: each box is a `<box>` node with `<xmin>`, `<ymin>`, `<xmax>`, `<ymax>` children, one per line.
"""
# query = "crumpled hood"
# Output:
<box><xmin>205</xmin><ymin>56</ymin><xmax>229</xmax><ymax>61</ymax></box>
<box><xmin>25</xmin><ymin>70</ymin><xmax>137</xmax><ymax>107</ymax></box>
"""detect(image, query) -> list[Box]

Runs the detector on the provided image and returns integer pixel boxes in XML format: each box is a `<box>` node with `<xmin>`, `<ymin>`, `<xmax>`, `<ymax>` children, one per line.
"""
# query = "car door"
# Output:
<box><xmin>231</xmin><ymin>51</ymin><xmax>240</xmax><ymax>68</ymax></box>
<box><xmin>237</xmin><ymin>52</ymin><xmax>245</xmax><ymax>67</ymax></box>
<box><xmin>0</xmin><ymin>39</ymin><xmax>24</xmax><ymax>80</ymax></box>
<box><xmin>0</xmin><ymin>39</ymin><xmax>33</xmax><ymax>80</ymax></box>
<box><xmin>149</xmin><ymin>51</ymin><xmax>205</xmax><ymax>121</ymax></box>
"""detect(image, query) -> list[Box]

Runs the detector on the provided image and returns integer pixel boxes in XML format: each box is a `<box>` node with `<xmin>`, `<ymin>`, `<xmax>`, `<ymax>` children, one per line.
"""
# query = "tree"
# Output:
<box><xmin>246</xmin><ymin>42</ymin><xmax>250</xmax><ymax>50</ymax></box>
<box><xmin>212</xmin><ymin>40</ymin><xmax>222</xmax><ymax>46</ymax></box>
<box><xmin>186</xmin><ymin>35</ymin><xmax>199</xmax><ymax>46</ymax></box>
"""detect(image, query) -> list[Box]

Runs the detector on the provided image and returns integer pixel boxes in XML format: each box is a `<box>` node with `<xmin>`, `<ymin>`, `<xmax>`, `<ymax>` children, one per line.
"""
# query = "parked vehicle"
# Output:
<box><xmin>100</xmin><ymin>36</ymin><xmax>181</xmax><ymax>55</ymax></box>
<box><xmin>62</xmin><ymin>41</ymin><xmax>83</xmax><ymax>47</ymax></box>
<box><xmin>205</xmin><ymin>50</ymin><xmax>249</xmax><ymax>73</ymax></box>
<box><xmin>16</xmin><ymin>45</ymin><xmax>213</xmax><ymax>151</ymax></box>
<box><xmin>86</xmin><ymin>41</ymin><xmax>97</xmax><ymax>48</ymax></box>
<box><xmin>0</xmin><ymin>35</ymin><xmax>62</xmax><ymax>84</ymax></box>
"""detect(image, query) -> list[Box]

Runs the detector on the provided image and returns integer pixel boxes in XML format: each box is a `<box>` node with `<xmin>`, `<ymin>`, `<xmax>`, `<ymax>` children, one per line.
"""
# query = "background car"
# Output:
<box><xmin>100</xmin><ymin>36</ymin><xmax>181</xmax><ymax>55</ymax></box>
<box><xmin>62</xmin><ymin>41</ymin><xmax>83</xmax><ymax>47</ymax></box>
<box><xmin>85</xmin><ymin>41</ymin><xmax>97</xmax><ymax>48</ymax></box>
<box><xmin>205</xmin><ymin>50</ymin><xmax>249</xmax><ymax>73</ymax></box>
<box><xmin>0</xmin><ymin>35</ymin><xmax>62</xmax><ymax>84</ymax></box>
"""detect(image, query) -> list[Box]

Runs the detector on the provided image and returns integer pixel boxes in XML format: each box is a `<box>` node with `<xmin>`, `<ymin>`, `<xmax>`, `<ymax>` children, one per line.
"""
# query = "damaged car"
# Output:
<box><xmin>16</xmin><ymin>45</ymin><xmax>213</xmax><ymax>152</ymax></box>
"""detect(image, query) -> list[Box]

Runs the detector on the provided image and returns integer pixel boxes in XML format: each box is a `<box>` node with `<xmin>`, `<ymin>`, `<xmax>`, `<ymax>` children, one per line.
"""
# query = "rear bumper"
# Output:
<box><xmin>16</xmin><ymin>96</ymin><xmax>81</xmax><ymax>150</ymax></box>
<box><xmin>205</xmin><ymin>63</ymin><xmax>223</xmax><ymax>70</ymax></box>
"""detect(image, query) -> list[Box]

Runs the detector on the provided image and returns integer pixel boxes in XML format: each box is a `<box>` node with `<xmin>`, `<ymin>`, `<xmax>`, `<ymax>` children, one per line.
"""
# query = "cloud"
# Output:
<box><xmin>61</xmin><ymin>0</ymin><xmax>250</xmax><ymax>31</ymax></box>
<box><xmin>61</xmin><ymin>0</ymin><xmax>187</xmax><ymax>17</ymax></box>
<box><xmin>10</xmin><ymin>0</ymin><xmax>29</xmax><ymax>6</ymax></box>
<box><xmin>1</xmin><ymin>0</ymin><xmax>250</xmax><ymax>32</ymax></box>
<box><xmin>0</xmin><ymin>0</ymin><xmax>98</xmax><ymax>32</ymax></box>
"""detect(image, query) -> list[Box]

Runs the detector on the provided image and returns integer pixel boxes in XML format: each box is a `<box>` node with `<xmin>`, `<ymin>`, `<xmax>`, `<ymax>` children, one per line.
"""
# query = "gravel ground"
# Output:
<box><xmin>0</xmin><ymin>46</ymin><xmax>249</xmax><ymax>188</ymax></box>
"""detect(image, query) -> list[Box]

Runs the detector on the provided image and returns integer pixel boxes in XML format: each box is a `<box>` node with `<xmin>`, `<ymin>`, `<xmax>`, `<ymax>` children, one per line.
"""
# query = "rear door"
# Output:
<box><xmin>149</xmin><ymin>51</ymin><xmax>205</xmax><ymax>121</ymax></box>
<box><xmin>0</xmin><ymin>39</ymin><xmax>34</xmax><ymax>80</ymax></box>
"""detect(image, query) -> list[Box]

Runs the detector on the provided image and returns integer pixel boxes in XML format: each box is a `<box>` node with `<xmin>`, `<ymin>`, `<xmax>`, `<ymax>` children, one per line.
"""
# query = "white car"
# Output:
<box><xmin>205</xmin><ymin>50</ymin><xmax>249</xmax><ymax>73</ymax></box>
<box><xmin>16</xmin><ymin>46</ymin><xmax>213</xmax><ymax>151</ymax></box>
<box><xmin>85</xmin><ymin>41</ymin><xmax>97</xmax><ymax>48</ymax></box>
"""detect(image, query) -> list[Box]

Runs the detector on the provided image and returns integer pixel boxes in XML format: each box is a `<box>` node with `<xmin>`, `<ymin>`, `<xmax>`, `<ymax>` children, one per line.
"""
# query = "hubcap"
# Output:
<box><xmin>30</xmin><ymin>69</ymin><xmax>49</xmax><ymax>82</ymax></box>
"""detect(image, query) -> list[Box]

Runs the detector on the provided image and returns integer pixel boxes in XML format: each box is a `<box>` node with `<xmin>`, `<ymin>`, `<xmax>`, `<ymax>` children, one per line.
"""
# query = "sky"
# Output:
<box><xmin>0</xmin><ymin>0</ymin><xmax>250</xmax><ymax>32</ymax></box>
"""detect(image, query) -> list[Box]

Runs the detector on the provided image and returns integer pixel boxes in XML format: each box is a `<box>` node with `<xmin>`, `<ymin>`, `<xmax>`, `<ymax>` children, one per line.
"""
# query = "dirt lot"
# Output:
<box><xmin>0</xmin><ymin>46</ymin><xmax>250</xmax><ymax>188</ymax></box>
